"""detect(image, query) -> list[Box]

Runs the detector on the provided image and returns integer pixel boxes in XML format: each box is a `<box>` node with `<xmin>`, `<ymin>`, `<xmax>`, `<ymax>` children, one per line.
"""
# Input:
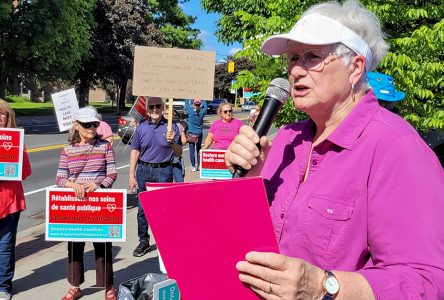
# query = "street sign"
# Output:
<box><xmin>227</xmin><ymin>61</ymin><xmax>234</xmax><ymax>73</ymax></box>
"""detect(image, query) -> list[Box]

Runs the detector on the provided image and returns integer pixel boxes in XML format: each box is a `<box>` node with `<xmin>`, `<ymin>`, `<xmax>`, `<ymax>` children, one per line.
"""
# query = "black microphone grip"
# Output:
<box><xmin>232</xmin><ymin>97</ymin><xmax>284</xmax><ymax>178</ymax></box>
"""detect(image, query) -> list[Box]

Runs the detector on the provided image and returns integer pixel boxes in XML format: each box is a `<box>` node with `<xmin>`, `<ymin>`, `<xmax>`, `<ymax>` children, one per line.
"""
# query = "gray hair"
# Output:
<box><xmin>303</xmin><ymin>0</ymin><xmax>389</xmax><ymax>89</ymax></box>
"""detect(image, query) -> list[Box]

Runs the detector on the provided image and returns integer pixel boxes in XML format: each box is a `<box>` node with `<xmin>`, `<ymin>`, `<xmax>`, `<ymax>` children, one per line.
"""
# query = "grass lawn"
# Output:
<box><xmin>6</xmin><ymin>96</ymin><xmax>131</xmax><ymax>116</ymax></box>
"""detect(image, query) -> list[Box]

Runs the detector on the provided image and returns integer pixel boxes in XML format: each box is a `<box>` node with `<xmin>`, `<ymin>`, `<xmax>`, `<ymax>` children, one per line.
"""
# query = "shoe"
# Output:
<box><xmin>0</xmin><ymin>291</ymin><xmax>11</xmax><ymax>300</ymax></box>
<box><xmin>61</xmin><ymin>287</ymin><xmax>82</xmax><ymax>300</ymax></box>
<box><xmin>133</xmin><ymin>241</ymin><xmax>151</xmax><ymax>257</ymax></box>
<box><xmin>190</xmin><ymin>166</ymin><xmax>197</xmax><ymax>172</ymax></box>
<box><xmin>105</xmin><ymin>288</ymin><xmax>117</xmax><ymax>300</ymax></box>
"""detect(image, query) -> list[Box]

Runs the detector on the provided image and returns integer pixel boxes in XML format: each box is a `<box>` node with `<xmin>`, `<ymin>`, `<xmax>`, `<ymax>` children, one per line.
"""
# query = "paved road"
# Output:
<box><xmin>16</xmin><ymin>111</ymin><xmax>251</xmax><ymax>232</ymax></box>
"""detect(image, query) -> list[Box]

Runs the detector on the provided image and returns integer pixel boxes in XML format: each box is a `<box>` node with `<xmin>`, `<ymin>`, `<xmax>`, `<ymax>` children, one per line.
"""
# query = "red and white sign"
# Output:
<box><xmin>46</xmin><ymin>188</ymin><xmax>127</xmax><ymax>242</ymax></box>
<box><xmin>0</xmin><ymin>128</ymin><xmax>24</xmax><ymax>181</ymax></box>
<box><xmin>200</xmin><ymin>149</ymin><xmax>232</xmax><ymax>179</ymax></box>
<box><xmin>129</xmin><ymin>96</ymin><xmax>148</xmax><ymax>124</ymax></box>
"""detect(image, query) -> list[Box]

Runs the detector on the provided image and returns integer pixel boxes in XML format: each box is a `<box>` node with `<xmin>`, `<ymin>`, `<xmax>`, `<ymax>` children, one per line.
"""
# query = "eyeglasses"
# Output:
<box><xmin>148</xmin><ymin>104</ymin><xmax>162</xmax><ymax>110</ymax></box>
<box><xmin>222</xmin><ymin>110</ymin><xmax>232</xmax><ymax>114</ymax></box>
<box><xmin>78</xmin><ymin>121</ymin><xmax>99</xmax><ymax>129</ymax></box>
<box><xmin>0</xmin><ymin>112</ymin><xmax>7</xmax><ymax>117</ymax></box>
<box><xmin>287</xmin><ymin>49</ymin><xmax>340</xmax><ymax>71</ymax></box>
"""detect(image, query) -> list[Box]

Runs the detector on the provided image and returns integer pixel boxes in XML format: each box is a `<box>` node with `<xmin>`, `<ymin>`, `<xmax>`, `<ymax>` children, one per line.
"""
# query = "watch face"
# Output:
<box><xmin>325</xmin><ymin>276</ymin><xmax>340</xmax><ymax>294</ymax></box>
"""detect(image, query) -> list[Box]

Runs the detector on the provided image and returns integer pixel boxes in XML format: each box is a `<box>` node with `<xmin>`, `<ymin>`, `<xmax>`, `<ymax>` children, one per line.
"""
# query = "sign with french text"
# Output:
<box><xmin>45</xmin><ymin>188</ymin><xmax>127</xmax><ymax>242</ymax></box>
<box><xmin>200</xmin><ymin>149</ymin><xmax>232</xmax><ymax>179</ymax></box>
<box><xmin>51</xmin><ymin>88</ymin><xmax>79</xmax><ymax>132</ymax></box>
<box><xmin>132</xmin><ymin>46</ymin><xmax>215</xmax><ymax>100</ymax></box>
<box><xmin>0</xmin><ymin>128</ymin><xmax>24</xmax><ymax>181</ymax></box>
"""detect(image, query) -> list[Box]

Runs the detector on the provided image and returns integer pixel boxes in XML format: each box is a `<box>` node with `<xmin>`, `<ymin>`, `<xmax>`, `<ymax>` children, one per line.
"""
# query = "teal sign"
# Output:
<box><xmin>153</xmin><ymin>279</ymin><xmax>180</xmax><ymax>300</ymax></box>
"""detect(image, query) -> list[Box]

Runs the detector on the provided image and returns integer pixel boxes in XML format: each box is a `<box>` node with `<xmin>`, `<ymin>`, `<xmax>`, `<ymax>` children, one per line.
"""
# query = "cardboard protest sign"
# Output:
<box><xmin>46</xmin><ymin>188</ymin><xmax>127</xmax><ymax>242</ymax></box>
<box><xmin>0</xmin><ymin>128</ymin><xmax>24</xmax><ymax>181</ymax></box>
<box><xmin>132</xmin><ymin>46</ymin><xmax>216</xmax><ymax>100</ymax></box>
<box><xmin>51</xmin><ymin>88</ymin><xmax>79</xmax><ymax>132</ymax></box>
<box><xmin>200</xmin><ymin>149</ymin><xmax>232</xmax><ymax>179</ymax></box>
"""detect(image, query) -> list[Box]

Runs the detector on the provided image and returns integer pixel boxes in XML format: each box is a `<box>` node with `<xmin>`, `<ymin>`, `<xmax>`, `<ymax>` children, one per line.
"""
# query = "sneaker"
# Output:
<box><xmin>190</xmin><ymin>167</ymin><xmax>197</xmax><ymax>172</ymax></box>
<box><xmin>133</xmin><ymin>241</ymin><xmax>152</xmax><ymax>257</ymax></box>
<box><xmin>0</xmin><ymin>291</ymin><xmax>11</xmax><ymax>300</ymax></box>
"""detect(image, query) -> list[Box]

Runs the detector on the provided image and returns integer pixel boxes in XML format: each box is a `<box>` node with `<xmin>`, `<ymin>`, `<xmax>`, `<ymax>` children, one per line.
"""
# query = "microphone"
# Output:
<box><xmin>232</xmin><ymin>78</ymin><xmax>291</xmax><ymax>178</ymax></box>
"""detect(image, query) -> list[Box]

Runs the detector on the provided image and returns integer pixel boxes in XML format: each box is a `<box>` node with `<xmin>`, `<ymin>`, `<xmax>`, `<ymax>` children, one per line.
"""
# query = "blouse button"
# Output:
<box><xmin>280</xmin><ymin>213</ymin><xmax>285</xmax><ymax>219</ymax></box>
<box><xmin>326</xmin><ymin>208</ymin><xmax>333</xmax><ymax>214</ymax></box>
<box><xmin>312</xmin><ymin>159</ymin><xmax>318</xmax><ymax>166</ymax></box>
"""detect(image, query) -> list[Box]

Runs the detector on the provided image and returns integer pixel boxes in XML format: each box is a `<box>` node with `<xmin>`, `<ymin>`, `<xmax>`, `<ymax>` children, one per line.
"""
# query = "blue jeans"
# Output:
<box><xmin>189</xmin><ymin>133</ymin><xmax>203</xmax><ymax>167</ymax></box>
<box><xmin>136</xmin><ymin>164</ymin><xmax>173</xmax><ymax>243</ymax></box>
<box><xmin>172</xmin><ymin>157</ymin><xmax>184</xmax><ymax>182</ymax></box>
<box><xmin>0</xmin><ymin>212</ymin><xmax>20</xmax><ymax>293</ymax></box>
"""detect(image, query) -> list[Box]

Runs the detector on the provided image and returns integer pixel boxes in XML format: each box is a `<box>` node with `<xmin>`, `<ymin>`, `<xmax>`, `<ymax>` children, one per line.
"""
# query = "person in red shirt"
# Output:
<box><xmin>0</xmin><ymin>99</ymin><xmax>32</xmax><ymax>300</ymax></box>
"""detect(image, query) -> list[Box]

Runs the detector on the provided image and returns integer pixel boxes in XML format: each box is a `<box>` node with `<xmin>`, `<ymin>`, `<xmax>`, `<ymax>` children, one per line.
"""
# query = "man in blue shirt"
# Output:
<box><xmin>185</xmin><ymin>99</ymin><xmax>207</xmax><ymax>171</ymax></box>
<box><xmin>128</xmin><ymin>96</ymin><xmax>181</xmax><ymax>257</ymax></box>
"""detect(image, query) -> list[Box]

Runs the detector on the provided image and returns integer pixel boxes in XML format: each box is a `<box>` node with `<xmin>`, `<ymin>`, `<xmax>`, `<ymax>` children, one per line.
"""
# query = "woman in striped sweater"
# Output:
<box><xmin>56</xmin><ymin>107</ymin><xmax>117</xmax><ymax>300</ymax></box>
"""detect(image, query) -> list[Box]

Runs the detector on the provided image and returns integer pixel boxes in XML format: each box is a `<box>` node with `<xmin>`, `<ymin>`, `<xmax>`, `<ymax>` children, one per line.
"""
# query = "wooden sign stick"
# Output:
<box><xmin>167</xmin><ymin>97</ymin><xmax>174</xmax><ymax>132</ymax></box>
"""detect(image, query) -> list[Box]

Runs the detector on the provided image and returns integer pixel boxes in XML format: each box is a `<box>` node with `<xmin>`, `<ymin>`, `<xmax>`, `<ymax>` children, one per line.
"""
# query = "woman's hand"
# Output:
<box><xmin>236</xmin><ymin>252</ymin><xmax>325</xmax><ymax>300</ymax></box>
<box><xmin>69</xmin><ymin>182</ymin><xmax>86</xmax><ymax>199</ymax></box>
<box><xmin>225</xmin><ymin>125</ymin><xmax>271</xmax><ymax>176</ymax></box>
<box><xmin>84</xmin><ymin>182</ymin><xmax>99</xmax><ymax>193</ymax></box>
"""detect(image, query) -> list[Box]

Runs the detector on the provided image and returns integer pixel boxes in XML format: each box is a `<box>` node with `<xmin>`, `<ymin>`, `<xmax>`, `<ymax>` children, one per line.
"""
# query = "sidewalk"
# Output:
<box><xmin>12</xmin><ymin>169</ymin><xmax>205</xmax><ymax>300</ymax></box>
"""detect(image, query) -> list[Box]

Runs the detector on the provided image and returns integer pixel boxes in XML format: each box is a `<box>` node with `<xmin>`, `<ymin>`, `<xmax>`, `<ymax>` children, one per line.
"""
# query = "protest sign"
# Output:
<box><xmin>140</xmin><ymin>178</ymin><xmax>279</xmax><ymax>300</ymax></box>
<box><xmin>153</xmin><ymin>279</ymin><xmax>180</xmax><ymax>300</ymax></box>
<box><xmin>128</xmin><ymin>96</ymin><xmax>148</xmax><ymax>124</ymax></box>
<box><xmin>0</xmin><ymin>128</ymin><xmax>24</xmax><ymax>181</ymax></box>
<box><xmin>51</xmin><ymin>88</ymin><xmax>79</xmax><ymax>132</ymax></box>
<box><xmin>132</xmin><ymin>46</ymin><xmax>215</xmax><ymax>100</ymax></box>
<box><xmin>200</xmin><ymin>149</ymin><xmax>231</xmax><ymax>179</ymax></box>
<box><xmin>46</xmin><ymin>188</ymin><xmax>126</xmax><ymax>242</ymax></box>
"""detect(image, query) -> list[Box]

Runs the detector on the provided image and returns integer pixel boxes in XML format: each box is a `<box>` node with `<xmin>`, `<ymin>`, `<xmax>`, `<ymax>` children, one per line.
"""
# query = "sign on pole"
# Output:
<box><xmin>51</xmin><ymin>88</ymin><xmax>79</xmax><ymax>132</ymax></box>
<box><xmin>132</xmin><ymin>46</ymin><xmax>216</xmax><ymax>100</ymax></box>
<box><xmin>200</xmin><ymin>149</ymin><xmax>232</xmax><ymax>179</ymax></box>
<box><xmin>0</xmin><ymin>128</ymin><xmax>24</xmax><ymax>181</ymax></box>
<box><xmin>227</xmin><ymin>61</ymin><xmax>234</xmax><ymax>73</ymax></box>
<box><xmin>128</xmin><ymin>96</ymin><xmax>148</xmax><ymax>124</ymax></box>
<box><xmin>46</xmin><ymin>188</ymin><xmax>127</xmax><ymax>242</ymax></box>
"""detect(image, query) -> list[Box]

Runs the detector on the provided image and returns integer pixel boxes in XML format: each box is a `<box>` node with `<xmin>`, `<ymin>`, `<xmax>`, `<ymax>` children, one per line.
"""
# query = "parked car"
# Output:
<box><xmin>241</xmin><ymin>101</ymin><xmax>256</xmax><ymax>112</ymax></box>
<box><xmin>173</xmin><ymin>99</ymin><xmax>188</xmax><ymax>118</ymax></box>
<box><xmin>420</xmin><ymin>129</ymin><xmax>444</xmax><ymax>167</ymax></box>
<box><xmin>117</xmin><ymin>109</ymin><xmax>185</xmax><ymax>144</ymax></box>
<box><xmin>207</xmin><ymin>98</ymin><xmax>228</xmax><ymax>114</ymax></box>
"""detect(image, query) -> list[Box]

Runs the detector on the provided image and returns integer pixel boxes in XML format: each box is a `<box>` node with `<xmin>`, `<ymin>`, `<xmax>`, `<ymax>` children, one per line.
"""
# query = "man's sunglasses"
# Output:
<box><xmin>222</xmin><ymin>110</ymin><xmax>232</xmax><ymax>114</ymax></box>
<box><xmin>148</xmin><ymin>104</ymin><xmax>162</xmax><ymax>110</ymax></box>
<box><xmin>78</xmin><ymin>121</ymin><xmax>100</xmax><ymax>129</ymax></box>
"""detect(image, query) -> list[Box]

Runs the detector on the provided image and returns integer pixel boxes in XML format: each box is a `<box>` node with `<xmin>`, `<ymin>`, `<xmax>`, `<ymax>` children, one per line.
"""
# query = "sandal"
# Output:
<box><xmin>105</xmin><ymin>288</ymin><xmax>117</xmax><ymax>300</ymax></box>
<box><xmin>61</xmin><ymin>287</ymin><xmax>82</xmax><ymax>300</ymax></box>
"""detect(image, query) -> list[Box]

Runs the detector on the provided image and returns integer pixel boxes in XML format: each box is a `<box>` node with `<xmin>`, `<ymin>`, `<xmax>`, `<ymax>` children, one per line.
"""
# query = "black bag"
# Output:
<box><xmin>117</xmin><ymin>273</ymin><xmax>168</xmax><ymax>300</ymax></box>
<box><xmin>186</xmin><ymin>132</ymin><xmax>199</xmax><ymax>143</ymax></box>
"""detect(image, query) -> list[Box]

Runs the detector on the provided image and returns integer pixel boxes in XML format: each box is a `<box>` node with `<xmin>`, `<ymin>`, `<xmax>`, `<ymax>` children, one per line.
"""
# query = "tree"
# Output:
<box><xmin>75</xmin><ymin>0</ymin><xmax>166</xmax><ymax>108</ymax></box>
<box><xmin>213</xmin><ymin>56</ymin><xmax>255</xmax><ymax>100</ymax></box>
<box><xmin>201</xmin><ymin>0</ymin><xmax>444</xmax><ymax>130</ymax></box>
<box><xmin>0</xmin><ymin>0</ymin><xmax>95</xmax><ymax>99</ymax></box>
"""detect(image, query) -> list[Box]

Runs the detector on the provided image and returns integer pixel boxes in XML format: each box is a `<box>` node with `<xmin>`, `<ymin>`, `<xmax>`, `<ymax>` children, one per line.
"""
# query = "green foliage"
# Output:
<box><xmin>5</xmin><ymin>95</ymin><xmax>30</xmax><ymax>103</ymax></box>
<box><xmin>202</xmin><ymin>0</ymin><xmax>444</xmax><ymax>130</ymax></box>
<box><xmin>8</xmin><ymin>0</ymin><xmax>95</xmax><ymax>80</ymax></box>
<box><xmin>214</xmin><ymin>57</ymin><xmax>255</xmax><ymax>99</ymax></box>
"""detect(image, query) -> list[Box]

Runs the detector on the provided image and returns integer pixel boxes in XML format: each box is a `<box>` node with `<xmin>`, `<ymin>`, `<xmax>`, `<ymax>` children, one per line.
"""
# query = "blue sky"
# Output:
<box><xmin>181</xmin><ymin>0</ymin><xmax>243</xmax><ymax>62</ymax></box>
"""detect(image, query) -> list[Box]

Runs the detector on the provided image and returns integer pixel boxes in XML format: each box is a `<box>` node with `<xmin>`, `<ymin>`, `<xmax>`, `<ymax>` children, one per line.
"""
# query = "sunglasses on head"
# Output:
<box><xmin>78</xmin><ymin>121</ymin><xmax>99</xmax><ymax>129</ymax></box>
<box><xmin>222</xmin><ymin>110</ymin><xmax>232</xmax><ymax>114</ymax></box>
<box><xmin>148</xmin><ymin>104</ymin><xmax>162</xmax><ymax>110</ymax></box>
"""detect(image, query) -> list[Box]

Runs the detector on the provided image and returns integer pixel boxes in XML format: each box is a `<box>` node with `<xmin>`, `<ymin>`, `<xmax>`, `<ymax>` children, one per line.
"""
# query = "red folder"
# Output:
<box><xmin>140</xmin><ymin>177</ymin><xmax>279</xmax><ymax>300</ymax></box>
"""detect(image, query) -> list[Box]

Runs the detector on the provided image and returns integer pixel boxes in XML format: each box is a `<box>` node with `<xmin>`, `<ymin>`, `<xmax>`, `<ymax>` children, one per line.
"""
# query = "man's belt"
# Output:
<box><xmin>138</xmin><ymin>160</ymin><xmax>172</xmax><ymax>168</ymax></box>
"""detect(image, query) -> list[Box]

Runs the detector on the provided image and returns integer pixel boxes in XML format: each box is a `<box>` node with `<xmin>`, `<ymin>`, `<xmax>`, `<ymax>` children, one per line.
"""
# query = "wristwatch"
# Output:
<box><xmin>322</xmin><ymin>270</ymin><xmax>340</xmax><ymax>300</ymax></box>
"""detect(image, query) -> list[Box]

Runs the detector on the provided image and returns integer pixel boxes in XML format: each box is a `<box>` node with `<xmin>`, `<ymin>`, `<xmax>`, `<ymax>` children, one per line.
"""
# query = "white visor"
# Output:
<box><xmin>261</xmin><ymin>14</ymin><xmax>372</xmax><ymax>71</ymax></box>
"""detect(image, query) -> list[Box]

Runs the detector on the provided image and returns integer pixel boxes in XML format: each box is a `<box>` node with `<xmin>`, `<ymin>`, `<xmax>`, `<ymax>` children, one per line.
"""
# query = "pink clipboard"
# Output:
<box><xmin>140</xmin><ymin>177</ymin><xmax>279</xmax><ymax>300</ymax></box>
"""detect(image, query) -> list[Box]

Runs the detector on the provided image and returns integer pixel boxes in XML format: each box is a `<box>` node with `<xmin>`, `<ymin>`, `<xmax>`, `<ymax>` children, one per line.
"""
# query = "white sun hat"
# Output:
<box><xmin>73</xmin><ymin>106</ymin><xmax>100</xmax><ymax>123</ymax></box>
<box><xmin>261</xmin><ymin>14</ymin><xmax>373</xmax><ymax>71</ymax></box>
